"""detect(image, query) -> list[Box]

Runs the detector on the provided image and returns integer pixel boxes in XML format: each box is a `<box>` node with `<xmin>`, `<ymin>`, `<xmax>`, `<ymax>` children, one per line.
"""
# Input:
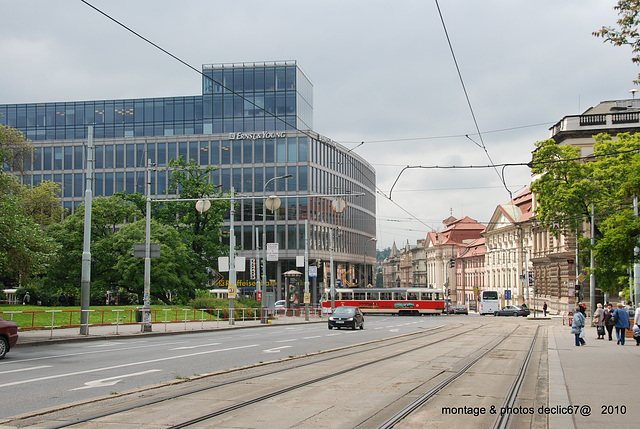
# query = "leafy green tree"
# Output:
<box><xmin>1</xmin><ymin>124</ymin><xmax>58</xmax><ymax>287</ymax></box>
<box><xmin>44</xmin><ymin>194</ymin><xmax>142</xmax><ymax>301</ymax></box>
<box><xmin>156</xmin><ymin>157</ymin><xmax>228</xmax><ymax>279</ymax></box>
<box><xmin>111</xmin><ymin>220</ymin><xmax>197</xmax><ymax>305</ymax></box>
<box><xmin>20</xmin><ymin>180</ymin><xmax>64</xmax><ymax>226</ymax></box>
<box><xmin>531</xmin><ymin>134</ymin><xmax>640</xmax><ymax>295</ymax></box>
<box><xmin>594</xmin><ymin>0</ymin><xmax>640</xmax><ymax>84</ymax></box>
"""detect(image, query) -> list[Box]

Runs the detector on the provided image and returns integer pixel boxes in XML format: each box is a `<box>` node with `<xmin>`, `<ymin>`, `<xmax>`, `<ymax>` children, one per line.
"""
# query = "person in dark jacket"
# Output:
<box><xmin>603</xmin><ymin>303</ymin><xmax>615</xmax><ymax>341</ymax></box>
<box><xmin>613</xmin><ymin>302</ymin><xmax>631</xmax><ymax>345</ymax></box>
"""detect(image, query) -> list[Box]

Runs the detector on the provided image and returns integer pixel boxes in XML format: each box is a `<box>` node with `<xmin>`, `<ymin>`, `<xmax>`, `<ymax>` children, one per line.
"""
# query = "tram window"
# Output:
<box><xmin>394</xmin><ymin>292</ymin><xmax>407</xmax><ymax>301</ymax></box>
<box><xmin>380</xmin><ymin>292</ymin><xmax>392</xmax><ymax>300</ymax></box>
<box><xmin>341</xmin><ymin>292</ymin><xmax>353</xmax><ymax>300</ymax></box>
<box><xmin>407</xmin><ymin>292</ymin><xmax>418</xmax><ymax>300</ymax></box>
<box><xmin>354</xmin><ymin>292</ymin><xmax>366</xmax><ymax>300</ymax></box>
<box><xmin>425</xmin><ymin>293</ymin><xmax>432</xmax><ymax>300</ymax></box>
<box><xmin>368</xmin><ymin>292</ymin><xmax>379</xmax><ymax>300</ymax></box>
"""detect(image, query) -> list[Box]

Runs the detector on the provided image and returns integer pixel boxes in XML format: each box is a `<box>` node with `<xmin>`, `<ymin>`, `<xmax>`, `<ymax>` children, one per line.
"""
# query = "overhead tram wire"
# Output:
<box><xmin>80</xmin><ymin>0</ymin><xmax>390</xmax><ymax>209</ymax></box>
<box><xmin>434</xmin><ymin>0</ymin><xmax>513</xmax><ymax>202</ymax></box>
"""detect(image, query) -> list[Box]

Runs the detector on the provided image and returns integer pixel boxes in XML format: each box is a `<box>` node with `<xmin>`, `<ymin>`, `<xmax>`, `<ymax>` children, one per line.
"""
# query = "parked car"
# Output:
<box><xmin>0</xmin><ymin>316</ymin><xmax>19</xmax><ymax>359</ymax></box>
<box><xmin>328</xmin><ymin>306</ymin><xmax>364</xmax><ymax>330</ymax></box>
<box><xmin>274</xmin><ymin>300</ymin><xmax>286</xmax><ymax>315</ymax></box>
<box><xmin>448</xmin><ymin>305</ymin><xmax>468</xmax><ymax>315</ymax></box>
<box><xmin>494</xmin><ymin>305</ymin><xmax>530</xmax><ymax>317</ymax></box>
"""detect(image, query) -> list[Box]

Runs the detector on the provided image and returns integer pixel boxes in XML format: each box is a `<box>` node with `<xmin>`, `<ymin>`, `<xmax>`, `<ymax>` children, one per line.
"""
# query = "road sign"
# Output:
<box><xmin>309</xmin><ymin>266</ymin><xmax>317</xmax><ymax>278</ymax></box>
<box><xmin>505</xmin><ymin>289</ymin><xmax>511</xmax><ymax>300</ymax></box>
<box><xmin>228</xmin><ymin>284</ymin><xmax>236</xmax><ymax>299</ymax></box>
<box><xmin>304</xmin><ymin>292</ymin><xmax>310</xmax><ymax>304</ymax></box>
<box><xmin>133</xmin><ymin>243</ymin><xmax>160</xmax><ymax>258</ymax></box>
<box><xmin>267</xmin><ymin>243</ymin><xmax>279</xmax><ymax>261</ymax></box>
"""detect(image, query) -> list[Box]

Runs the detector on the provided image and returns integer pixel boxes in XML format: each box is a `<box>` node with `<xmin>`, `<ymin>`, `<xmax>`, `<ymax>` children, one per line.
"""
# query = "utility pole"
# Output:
<box><xmin>80</xmin><ymin>126</ymin><xmax>94</xmax><ymax>335</ymax></box>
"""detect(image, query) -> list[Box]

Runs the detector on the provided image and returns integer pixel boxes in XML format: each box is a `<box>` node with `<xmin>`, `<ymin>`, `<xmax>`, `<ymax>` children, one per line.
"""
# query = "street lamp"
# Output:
<box><xmin>364</xmin><ymin>237</ymin><xmax>377</xmax><ymax>287</ymax></box>
<box><xmin>261</xmin><ymin>174</ymin><xmax>293</xmax><ymax>323</ymax></box>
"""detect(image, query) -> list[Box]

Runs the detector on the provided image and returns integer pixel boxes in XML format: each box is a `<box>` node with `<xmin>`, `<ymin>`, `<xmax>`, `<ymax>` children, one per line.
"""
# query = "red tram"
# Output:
<box><xmin>321</xmin><ymin>287</ymin><xmax>445</xmax><ymax>315</ymax></box>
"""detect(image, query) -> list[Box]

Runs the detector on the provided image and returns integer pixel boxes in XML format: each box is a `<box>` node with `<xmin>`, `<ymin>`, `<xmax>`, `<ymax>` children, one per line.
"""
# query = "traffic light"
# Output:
<box><xmin>449</xmin><ymin>258</ymin><xmax>455</xmax><ymax>268</ymax></box>
<box><xmin>567</xmin><ymin>259</ymin><xmax>574</xmax><ymax>264</ymax></box>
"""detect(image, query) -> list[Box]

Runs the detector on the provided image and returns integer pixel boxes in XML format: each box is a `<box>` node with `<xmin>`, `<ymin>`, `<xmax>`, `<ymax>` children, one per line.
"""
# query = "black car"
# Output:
<box><xmin>448</xmin><ymin>305</ymin><xmax>468</xmax><ymax>315</ymax></box>
<box><xmin>328</xmin><ymin>306</ymin><xmax>364</xmax><ymax>330</ymax></box>
<box><xmin>494</xmin><ymin>305</ymin><xmax>530</xmax><ymax>317</ymax></box>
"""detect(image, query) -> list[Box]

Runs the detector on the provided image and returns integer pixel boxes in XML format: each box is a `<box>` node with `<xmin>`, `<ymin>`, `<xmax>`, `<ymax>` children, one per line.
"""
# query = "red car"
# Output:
<box><xmin>0</xmin><ymin>316</ymin><xmax>19</xmax><ymax>359</ymax></box>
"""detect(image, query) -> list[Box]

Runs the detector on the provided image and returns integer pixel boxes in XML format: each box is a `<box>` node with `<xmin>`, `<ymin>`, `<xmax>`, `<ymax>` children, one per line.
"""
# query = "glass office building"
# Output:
<box><xmin>0</xmin><ymin>61</ymin><xmax>376</xmax><ymax>303</ymax></box>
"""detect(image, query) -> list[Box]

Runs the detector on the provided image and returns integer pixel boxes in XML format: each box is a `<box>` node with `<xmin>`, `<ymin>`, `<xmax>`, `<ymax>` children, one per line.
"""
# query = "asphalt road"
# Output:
<box><xmin>0</xmin><ymin>314</ymin><xmax>458</xmax><ymax>419</ymax></box>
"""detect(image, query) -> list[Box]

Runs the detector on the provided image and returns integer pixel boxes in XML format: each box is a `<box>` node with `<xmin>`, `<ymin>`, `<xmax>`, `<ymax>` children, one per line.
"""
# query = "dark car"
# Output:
<box><xmin>0</xmin><ymin>316</ymin><xmax>19</xmax><ymax>359</ymax></box>
<box><xmin>328</xmin><ymin>306</ymin><xmax>364</xmax><ymax>330</ymax></box>
<box><xmin>448</xmin><ymin>305</ymin><xmax>468</xmax><ymax>315</ymax></box>
<box><xmin>494</xmin><ymin>305</ymin><xmax>530</xmax><ymax>317</ymax></box>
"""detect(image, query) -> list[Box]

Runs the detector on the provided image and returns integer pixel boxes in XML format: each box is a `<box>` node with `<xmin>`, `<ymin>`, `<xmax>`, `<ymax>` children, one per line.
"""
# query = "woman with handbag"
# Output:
<box><xmin>571</xmin><ymin>305</ymin><xmax>586</xmax><ymax>347</ymax></box>
<box><xmin>593</xmin><ymin>303</ymin><xmax>605</xmax><ymax>339</ymax></box>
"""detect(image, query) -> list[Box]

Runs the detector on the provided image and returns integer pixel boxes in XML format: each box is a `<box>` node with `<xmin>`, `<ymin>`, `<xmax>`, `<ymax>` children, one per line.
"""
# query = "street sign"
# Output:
<box><xmin>267</xmin><ymin>243</ymin><xmax>279</xmax><ymax>261</ymax></box>
<box><xmin>505</xmin><ymin>289</ymin><xmax>511</xmax><ymax>300</ymax></box>
<box><xmin>133</xmin><ymin>243</ymin><xmax>160</xmax><ymax>258</ymax></box>
<box><xmin>228</xmin><ymin>284</ymin><xmax>236</xmax><ymax>299</ymax></box>
<box><xmin>309</xmin><ymin>266</ymin><xmax>317</xmax><ymax>278</ymax></box>
<box><xmin>304</xmin><ymin>292</ymin><xmax>310</xmax><ymax>304</ymax></box>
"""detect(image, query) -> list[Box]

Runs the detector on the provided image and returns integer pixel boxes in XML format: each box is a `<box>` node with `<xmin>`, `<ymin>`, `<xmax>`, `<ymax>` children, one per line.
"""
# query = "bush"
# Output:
<box><xmin>189</xmin><ymin>296</ymin><xmax>227</xmax><ymax>310</ymax></box>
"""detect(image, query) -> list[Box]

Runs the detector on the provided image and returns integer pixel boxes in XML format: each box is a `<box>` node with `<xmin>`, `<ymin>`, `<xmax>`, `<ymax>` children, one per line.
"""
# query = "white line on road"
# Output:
<box><xmin>171</xmin><ymin>343</ymin><xmax>221</xmax><ymax>350</ymax></box>
<box><xmin>275</xmin><ymin>338</ymin><xmax>297</xmax><ymax>343</ymax></box>
<box><xmin>303</xmin><ymin>336</ymin><xmax>321</xmax><ymax>339</ymax></box>
<box><xmin>263</xmin><ymin>346</ymin><xmax>293</xmax><ymax>353</ymax></box>
<box><xmin>0</xmin><ymin>365</ymin><xmax>52</xmax><ymax>375</ymax></box>
<box><xmin>0</xmin><ymin>344</ymin><xmax>258</xmax><ymax>388</ymax></box>
<box><xmin>70</xmin><ymin>369</ymin><xmax>162</xmax><ymax>390</ymax></box>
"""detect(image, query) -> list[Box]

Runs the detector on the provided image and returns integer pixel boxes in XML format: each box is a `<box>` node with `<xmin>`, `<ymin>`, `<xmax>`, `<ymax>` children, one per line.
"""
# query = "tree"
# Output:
<box><xmin>44</xmin><ymin>194</ymin><xmax>143</xmax><ymax>301</ymax></box>
<box><xmin>530</xmin><ymin>134</ymin><xmax>640</xmax><ymax>295</ymax></box>
<box><xmin>111</xmin><ymin>220</ymin><xmax>197</xmax><ymax>305</ymax></box>
<box><xmin>20</xmin><ymin>180</ymin><xmax>65</xmax><ymax>226</ymax></box>
<box><xmin>0</xmin><ymin>124</ymin><xmax>58</xmax><ymax>287</ymax></box>
<box><xmin>156</xmin><ymin>157</ymin><xmax>228</xmax><ymax>278</ymax></box>
<box><xmin>594</xmin><ymin>0</ymin><xmax>640</xmax><ymax>84</ymax></box>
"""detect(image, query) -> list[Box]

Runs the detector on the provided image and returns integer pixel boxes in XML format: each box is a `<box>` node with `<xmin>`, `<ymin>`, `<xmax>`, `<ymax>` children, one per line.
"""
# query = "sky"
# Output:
<box><xmin>1</xmin><ymin>0</ymin><xmax>638</xmax><ymax>250</ymax></box>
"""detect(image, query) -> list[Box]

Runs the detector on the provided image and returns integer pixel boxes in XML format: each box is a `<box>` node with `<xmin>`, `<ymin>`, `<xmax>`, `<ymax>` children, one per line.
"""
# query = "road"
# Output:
<box><xmin>0</xmin><ymin>314</ymin><xmax>455</xmax><ymax>419</ymax></box>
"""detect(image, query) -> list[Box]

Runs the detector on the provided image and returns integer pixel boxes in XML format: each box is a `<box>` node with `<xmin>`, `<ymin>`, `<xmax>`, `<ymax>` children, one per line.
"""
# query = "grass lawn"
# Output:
<box><xmin>0</xmin><ymin>305</ymin><xmax>258</xmax><ymax>329</ymax></box>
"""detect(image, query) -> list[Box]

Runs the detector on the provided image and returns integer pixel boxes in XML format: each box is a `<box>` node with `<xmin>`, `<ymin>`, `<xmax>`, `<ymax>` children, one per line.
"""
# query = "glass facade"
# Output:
<box><xmin>1</xmin><ymin>61</ymin><xmax>375</xmax><ymax>302</ymax></box>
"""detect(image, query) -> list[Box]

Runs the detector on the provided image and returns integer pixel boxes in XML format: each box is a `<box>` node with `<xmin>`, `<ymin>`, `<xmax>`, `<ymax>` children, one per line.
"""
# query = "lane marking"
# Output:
<box><xmin>275</xmin><ymin>339</ymin><xmax>296</xmax><ymax>343</ymax></box>
<box><xmin>303</xmin><ymin>336</ymin><xmax>321</xmax><ymax>339</ymax></box>
<box><xmin>0</xmin><ymin>365</ymin><xmax>52</xmax><ymax>375</ymax></box>
<box><xmin>263</xmin><ymin>346</ymin><xmax>293</xmax><ymax>353</ymax></box>
<box><xmin>171</xmin><ymin>342</ymin><xmax>221</xmax><ymax>350</ymax></box>
<box><xmin>0</xmin><ymin>344</ymin><xmax>258</xmax><ymax>388</ymax></box>
<box><xmin>70</xmin><ymin>369</ymin><xmax>162</xmax><ymax>390</ymax></box>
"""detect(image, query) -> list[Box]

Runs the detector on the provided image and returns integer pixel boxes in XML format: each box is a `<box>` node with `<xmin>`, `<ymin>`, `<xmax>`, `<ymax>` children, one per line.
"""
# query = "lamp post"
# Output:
<box><xmin>261</xmin><ymin>174</ymin><xmax>293</xmax><ymax>323</ymax></box>
<box><xmin>364</xmin><ymin>237</ymin><xmax>377</xmax><ymax>287</ymax></box>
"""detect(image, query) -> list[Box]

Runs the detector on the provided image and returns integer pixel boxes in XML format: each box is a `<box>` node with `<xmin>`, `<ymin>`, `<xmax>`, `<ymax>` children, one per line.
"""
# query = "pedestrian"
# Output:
<box><xmin>604</xmin><ymin>303</ymin><xmax>615</xmax><ymax>341</ymax></box>
<box><xmin>613</xmin><ymin>302</ymin><xmax>631</xmax><ymax>345</ymax></box>
<box><xmin>593</xmin><ymin>303</ymin><xmax>605</xmax><ymax>339</ymax></box>
<box><xmin>543</xmin><ymin>302</ymin><xmax>547</xmax><ymax>317</ymax></box>
<box><xmin>22</xmin><ymin>292</ymin><xmax>30</xmax><ymax>305</ymax></box>
<box><xmin>634</xmin><ymin>306</ymin><xmax>640</xmax><ymax>346</ymax></box>
<box><xmin>578</xmin><ymin>302</ymin><xmax>587</xmax><ymax>316</ymax></box>
<box><xmin>571</xmin><ymin>305</ymin><xmax>586</xmax><ymax>346</ymax></box>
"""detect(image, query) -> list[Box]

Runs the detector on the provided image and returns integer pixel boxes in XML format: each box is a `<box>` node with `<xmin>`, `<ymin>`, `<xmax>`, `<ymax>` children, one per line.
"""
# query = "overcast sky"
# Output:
<box><xmin>1</xmin><ymin>0</ymin><xmax>637</xmax><ymax>249</ymax></box>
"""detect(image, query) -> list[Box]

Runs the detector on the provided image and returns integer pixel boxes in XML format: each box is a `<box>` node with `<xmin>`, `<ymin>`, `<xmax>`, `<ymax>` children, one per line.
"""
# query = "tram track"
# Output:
<box><xmin>373</xmin><ymin>325</ymin><xmax>541</xmax><ymax>429</ymax></box>
<box><xmin>6</xmin><ymin>320</ymin><xmax>543</xmax><ymax>429</ymax></box>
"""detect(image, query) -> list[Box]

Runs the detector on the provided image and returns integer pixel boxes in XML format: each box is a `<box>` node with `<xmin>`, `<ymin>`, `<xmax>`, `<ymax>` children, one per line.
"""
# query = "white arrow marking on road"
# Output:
<box><xmin>263</xmin><ymin>346</ymin><xmax>293</xmax><ymax>353</ymax></box>
<box><xmin>0</xmin><ymin>365</ymin><xmax>52</xmax><ymax>375</ymax></box>
<box><xmin>0</xmin><ymin>344</ymin><xmax>258</xmax><ymax>388</ymax></box>
<box><xmin>171</xmin><ymin>342</ymin><xmax>221</xmax><ymax>350</ymax></box>
<box><xmin>70</xmin><ymin>369</ymin><xmax>162</xmax><ymax>390</ymax></box>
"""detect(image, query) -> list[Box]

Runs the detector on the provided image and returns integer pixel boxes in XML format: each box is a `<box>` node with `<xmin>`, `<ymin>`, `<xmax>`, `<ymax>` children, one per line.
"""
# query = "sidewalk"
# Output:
<box><xmin>15</xmin><ymin>315</ymin><xmax>323</xmax><ymax>346</ymax></box>
<box><xmin>549</xmin><ymin>321</ymin><xmax>638</xmax><ymax>428</ymax></box>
